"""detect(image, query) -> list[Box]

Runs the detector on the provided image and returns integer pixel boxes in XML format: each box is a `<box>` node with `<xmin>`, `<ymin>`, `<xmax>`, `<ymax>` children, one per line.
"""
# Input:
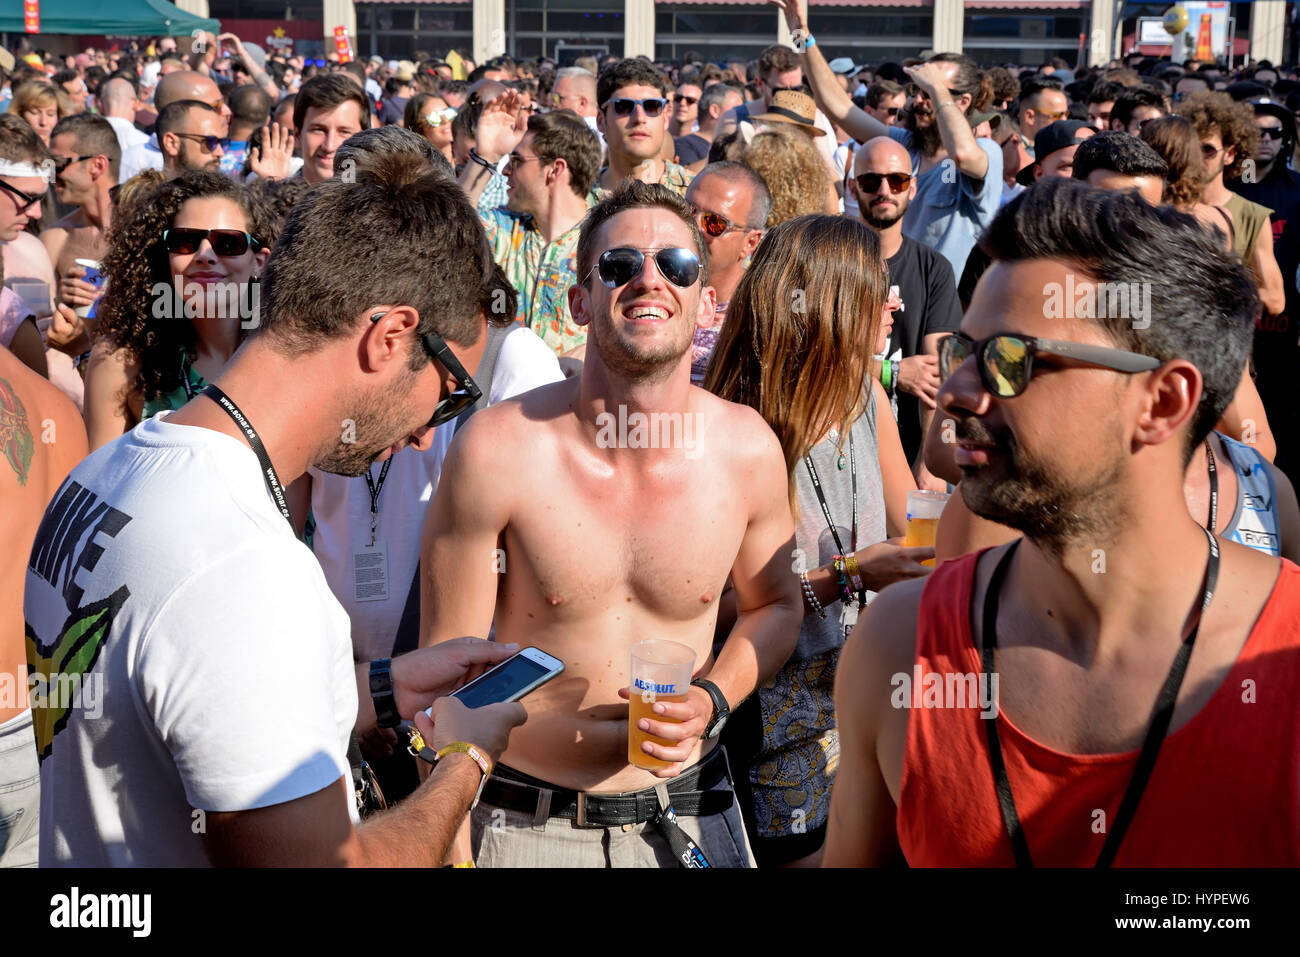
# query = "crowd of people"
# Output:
<box><xmin>1</xmin><ymin>15</ymin><xmax>1299</xmax><ymax>869</ymax></box>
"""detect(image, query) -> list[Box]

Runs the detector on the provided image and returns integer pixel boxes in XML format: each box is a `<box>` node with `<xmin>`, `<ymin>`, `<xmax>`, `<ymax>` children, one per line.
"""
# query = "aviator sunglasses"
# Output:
<box><xmin>938</xmin><ymin>331</ymin><xmax>1161</xmax><ymax>398</ymax></box>
<box><xmin>586</xmin><ymin>247</ymin><xmax>701</xmax><ymax>288</ymax></box>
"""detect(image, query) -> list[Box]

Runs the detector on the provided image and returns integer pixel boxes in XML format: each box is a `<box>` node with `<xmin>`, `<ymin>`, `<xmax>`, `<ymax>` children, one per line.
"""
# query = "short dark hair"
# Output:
<box><xmin>1071</xmin><ymin>130</ymin><xmax>1169</xmax><ymax>179</ymax></box>
<box><xmin>156</xmin><ymin>100</ymin><xmax>217</xmax><ymax>142</ymax></box>
<box><xmin>986</xmin><ymin>66</ymin><xmax>1021</xmax><ymax>104</ymax></box>
<box><xmin>692</xmin><ymin>160</ymin><xmax>771</xmax><ymax>229</ymax></box>
<box><xmin>227</xmin><ymin>84</ymin><xmax>271</xmax><ymax>128</ymax></box>
<box><xmin>293</xmin><ymin>73</ymin><xmax>372</xmax><ymax>133</ymax></box>
<box><xmin>50</xmin><ymin>113</ymin><xmax>121</xmax><ymax>179</ymax></box>
<box><xmin>698</xmin><ymin>81</ymin><xmax>741</xmax><ymax>118</ymax></box>
<box><xmin>981</xmin><ymin>177</ymin><xmax>1255</xmax><ymax>450</ymax></box>
<box><xmin>865</xmin><ymin>79</ymin><xmax>904</xmax><ymax>108</ymax></box>
<box><xmin>1111</xmin><ymin>85</ymin><xmax>1167</xmax><ymax>129</ymax></box>
<box><xmin>335</xmin><ymin>124</ymin><xmax>453</xmax><ymax>179</ymax></box>
<box><xmin>260</xmin><ymin>151</ymin><xmax>499</xmax><ymax>357</ymax></box>
<box><xmin>576</xmin><ymin>179</ymin><xmax>709</xmax><ymax>289</ymax></box>
<box><xmin>1088</xmin><ymin>80</ymin><xmax>1126</xmax><ymax>105</ymax></box>
<box><xmin>757</xmin><ymin>45</ymin><xmax>800</xmax><ymax>81</ymax></box>
<box><xmin>52</xmin><ymin>69</ymin><xmax>79</xmax><ymax>89</ymax></box>
<box><xmin>525</xmin><ymin>109</ymin><xmax>602</xmax><ymax>198</ymax></box>
<box><xmin>596</xmin><ymin>59</ymin><xmax>671</xmax><ymax>108</ymax></box>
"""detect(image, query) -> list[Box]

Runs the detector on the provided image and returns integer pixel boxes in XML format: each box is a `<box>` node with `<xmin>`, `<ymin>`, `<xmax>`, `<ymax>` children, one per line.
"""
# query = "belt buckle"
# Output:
<box><xmin>575</xmin><ymin>791</ymin><xmax>589</xmax><ymax>828</ymax></box>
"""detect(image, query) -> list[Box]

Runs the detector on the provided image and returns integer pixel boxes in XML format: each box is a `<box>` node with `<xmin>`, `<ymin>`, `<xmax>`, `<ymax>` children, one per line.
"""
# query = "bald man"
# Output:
<box><xmin>0</xmin><ymin>344</ymin><xmax>87</xmax><ymax>866</ymax></box>
<box><xmin>120</xmin><ymin>71</ymin><xmax>230</xmax><ymax>182</ymax></box>
<box><xmin>849</xmin><ymin>135</ymin><xmax>961</xmax><ymax>490</ymax></box>
<box><xmin>98</xmin><ymin>77</ymin><xmax>148</xmax><ymax>155</ymax></box>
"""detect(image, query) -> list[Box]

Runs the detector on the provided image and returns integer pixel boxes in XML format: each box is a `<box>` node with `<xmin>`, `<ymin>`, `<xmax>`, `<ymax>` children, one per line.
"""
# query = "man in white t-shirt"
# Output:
<box><xmin>24</xmin><ymin>150</ymin><xmax>527</xmax><ymax>867</ymax></box>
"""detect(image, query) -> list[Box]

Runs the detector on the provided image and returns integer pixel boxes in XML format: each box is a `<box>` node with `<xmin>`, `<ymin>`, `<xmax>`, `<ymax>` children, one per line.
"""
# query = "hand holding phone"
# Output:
<box><xmin>426</xmin><ymin>646</ymin><xmax>564</xmax><ymax>714</ymax></box>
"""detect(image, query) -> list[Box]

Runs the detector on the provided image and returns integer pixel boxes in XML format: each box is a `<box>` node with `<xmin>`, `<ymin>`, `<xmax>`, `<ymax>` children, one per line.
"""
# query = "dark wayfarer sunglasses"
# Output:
<box><xmin>855</xmin><ymin>171</ymin><xmax>913</xmax><ymax>194</ymax></box>
<box><xmin>371</xmin><ymin>312</ymin><xmax>483</xmax><ymax>428</ymax></box>
<box><xmin>0</xmin><ymin>178</ymin><xmax>45</xmax><ymax>212</ymax></box>
<box><xmin>53</xmin><ymin>154</ymin><xmax>98</xmax><ymax>175</ymax></box>
<box><xmin>585</xmin><ymin>247</ymin><xmax>701</xmax><ymax>289</ymax></box>
<box><xmin>163</xmin><ymin>228</ymin><xmax>260</xmax><ymax>257</ymax></box>
<box><xmin>176</xmin><ymin>132</ymin><xmax>223</xmax><ymax>153</ymax></box>
<box><xmin>938</xmin><ymin>331</ymin><xmax>1161</xmax><ymax>398</ymax></box>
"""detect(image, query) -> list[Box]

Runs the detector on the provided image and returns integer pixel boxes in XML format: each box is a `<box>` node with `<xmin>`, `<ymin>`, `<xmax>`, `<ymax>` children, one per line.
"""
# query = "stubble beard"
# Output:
<box><xmin>905</xmin><ymin>108</ymin><xmax>944</xmax><ymax>158</ymax></box>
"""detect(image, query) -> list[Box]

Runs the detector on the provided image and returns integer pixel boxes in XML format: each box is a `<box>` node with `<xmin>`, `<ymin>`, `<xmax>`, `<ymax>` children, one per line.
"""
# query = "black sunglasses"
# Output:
<box><xmin>585</xmin><ymin>247</ymin><xmax>701</xmax><ymax>289</ymax></box>
<box><xmin>0</xmin><ymin>178</ymin><xmax>45</xmax><ymax>212</ymax></box>
<box><xmin>53</xmin><ymin>154</ymin><xmax>98</xmax><ymax>175</ymax></box>
<box><xmin>608</xmin><ymin>97</ymin><xmax>668</xmax><ymax>117</ymax></box>
<box><xmin>1258</xmin><ymin>126</ymin><xmax>1285</xmax><ymax>141</ymax></box>
<box><xmin>855</xmin><ymin>171</ymin><xmax>912</xmax><ymax>194</ymax></box>
<box><xmin>907</xmin><ymin>84</ymin><xmax>963</xmax><ymax>99</ymax></box>
<box><xmin>370</xmin><ymin>312</ymin><xmax>483</xmax><ymax>428</ymax></box>
<box><xmin>938</xmin><ymin>331</ymin><xmax>1161</xmax><ymax>398</ymax></box>
<box><xmin>163</xmin><ymin>228</ymin><xmax>260</xmax><ymax>257</ymax></box>
<box><xmin>176</xmin><ymin>132</ymin><xmax>223</xmax><ymax>152</ymax></box>
<box><xmin>674</xmin><ymin>94</ymin><xmax>699</xmax><ymax>106</ymax></box>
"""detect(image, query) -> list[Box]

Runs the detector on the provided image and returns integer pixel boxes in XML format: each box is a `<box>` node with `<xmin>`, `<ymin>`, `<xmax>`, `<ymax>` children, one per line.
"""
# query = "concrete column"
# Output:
<box><xmin>932</xmin><ymin>0</ymin><xmax>964</xmax><ymax>54</ymax></box>
<box><xmin>1087</xmin><ymin>0</ymin><xmax>1116</xmax><ymax>66</ymax></box>
<box><xmin>173</xmin><ymin>0</ymin><xmax>210</xmax><ymax>18</ymax></box>
<box><xmin>1249</xmin><ymin>0</ymin><xmax>1286</xmax><ymax>65</ymax></box>
<box><xmin>321</xmin><ymin>0</ymin><xmax>358</xmax><ymax>50</ymax></box>
<box><xmin>474</xmin><ymin>0</ymin><xmax>507</xmax><ymax>64</ymax></box>
<box><xmin>625</xmin><ymin>0</ymin><xmax>656</xmax><ymax>59</ymax></box>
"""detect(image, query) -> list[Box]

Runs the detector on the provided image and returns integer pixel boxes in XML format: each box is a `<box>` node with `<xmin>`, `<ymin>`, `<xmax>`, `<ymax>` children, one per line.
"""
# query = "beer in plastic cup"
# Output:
<box><xmin>74</xmin><ymin>259</ymin><xmax>104</xmax><ymax>320</ymax></box>
<box><xmin>628</xmin><ymin>639</ymin><xmax>696</xmax><ymax>770</ymax></box>
<box><xmin>905</xmin><ymin>489</ymin><xmax>949</xmax><ymax>567</ymax></box>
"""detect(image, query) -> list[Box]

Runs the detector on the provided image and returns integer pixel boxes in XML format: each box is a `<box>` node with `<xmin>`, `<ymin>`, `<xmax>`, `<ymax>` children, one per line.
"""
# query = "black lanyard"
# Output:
<box><xmin>979</xmin><ymin>526</ymin><xmax>1220</xmax><ymax>867</ymax></box>
<box><xmin>1205</xmin><ymin>438</ymin><xmax>1218</xmax><ymax>533</ymax></box>
<box><xmin>363</xmin><ymin>459</ymin><xmax>392</xmax><ymax>547</ymax></box>
<box><xmin>201</xmin><ymin>384</ymin><xmax>295</xmax><ymax>533</ymax></box>
<box><xmin>803</xmin><ymin>429</ymin><xmax>862</xmax><ymax>604</ymax></box>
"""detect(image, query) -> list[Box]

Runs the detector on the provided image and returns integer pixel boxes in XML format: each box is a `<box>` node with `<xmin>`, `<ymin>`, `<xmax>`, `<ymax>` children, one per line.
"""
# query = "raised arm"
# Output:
<box><xmin>904</xmin><ymin>61</ymin><xmax>987</xmax><ymax>180</ymax></box>
<box><xmin>458</xmin><ymin>90</ymin><xmax>524</xmax><ymax>210</ymax></box>
<box><xmin>768</xmin><ymin>0</ymin><xmax>891</xmax><ymax>144</ymax></box>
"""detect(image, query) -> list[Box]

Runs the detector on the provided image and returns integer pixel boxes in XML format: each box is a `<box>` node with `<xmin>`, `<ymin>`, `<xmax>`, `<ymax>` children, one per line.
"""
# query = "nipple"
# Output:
<box><xmin>546</xmin><ymin>594</ymin><xmax>564</xmax><ymax>607</ymax></box>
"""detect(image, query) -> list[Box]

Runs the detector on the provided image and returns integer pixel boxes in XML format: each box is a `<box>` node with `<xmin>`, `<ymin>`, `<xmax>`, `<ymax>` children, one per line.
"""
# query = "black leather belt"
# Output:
<box><xmin>481</xmin><ymin>746</ymin><xmax>734</xmax><ymax>828</ymax></box>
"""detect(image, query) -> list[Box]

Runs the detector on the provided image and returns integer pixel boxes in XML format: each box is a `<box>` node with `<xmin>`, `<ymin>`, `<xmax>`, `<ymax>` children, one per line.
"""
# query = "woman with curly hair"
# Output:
<box><xmin>403</xmin><ymin>92</ymin><xmax>456</xmax><ymax>168</ymax></box>
<box><xmin>705</xmin><ymin>214</ymin><xmax>929</xmax><ymax>867</ymax></box>
<box><xmin>738</xmin><ymin>126</ymin><xmax>837</xmax><ymax>226</ymax></box>
<box><xmin>1139</xmin><ymin>115</ymin><xmax>1232</xmax><ymax>252</ymax></box>
<box><xmin>82</xmin><ymin>170</ymin><xmax>268</xmax><ymax>451</ymax></box>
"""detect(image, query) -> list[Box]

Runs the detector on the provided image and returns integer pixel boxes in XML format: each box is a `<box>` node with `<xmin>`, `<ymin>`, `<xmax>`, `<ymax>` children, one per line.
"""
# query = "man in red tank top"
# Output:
<box><xmin>826</xmin><ymin>178</ymin><xmax>1300</xmax><ymax>867</ymax></box>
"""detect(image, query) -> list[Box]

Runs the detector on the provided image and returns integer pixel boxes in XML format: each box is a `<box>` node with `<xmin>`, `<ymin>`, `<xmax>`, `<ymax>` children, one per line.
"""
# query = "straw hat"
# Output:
<box><xmin>750</xmin><ymin>90</ymin><xmax>826</xmax><ymax>137</ymax></box>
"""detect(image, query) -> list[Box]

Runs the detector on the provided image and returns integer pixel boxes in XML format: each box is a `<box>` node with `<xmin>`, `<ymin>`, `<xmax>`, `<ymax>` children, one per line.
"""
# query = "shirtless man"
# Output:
<box><xmin>0</xmin><ymin>343</ymin><xmax>87</xmax><ymax>866</ymax></box>
<box><xmin>829</xmin><ymin>178</ymin><xmax>1300</xmax><ymax>867</ymax></box>
<box><xmin>41</xmin><ymin>114</ymin><xmax>118</xmax><ymax>357</ymax></box>
<box><xmin>420</xmin><ymin>180</ymin><xmax>802</xmax><ymax>868</ymax></box>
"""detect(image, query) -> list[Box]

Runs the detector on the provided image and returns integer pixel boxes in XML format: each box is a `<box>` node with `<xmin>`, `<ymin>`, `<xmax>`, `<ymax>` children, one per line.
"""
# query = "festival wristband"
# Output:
<box><xmin>844</xmin><ymin>553</ymin><xmax>865</xmax><ymax>594</ymax></box>
<box><xmin>467</xmin><ymin>148</ymin><xmax>497</xmax><ymax>171</ymax></box>
<box><xmin>880</xmin><ymin>358</ymin><xmax>892</xmax><ymax>392</ymax></box>
<box><xmin>832</xmin><ymin>555</ymin><xmax>853</xmax><ymax>605</ymax></box>
<box><xmin>889</xmin><ymin>360</ymin><xmax>900</xmax><ymax>397</ymax></box>
<box><xmin>437</xmin><ymin>742</ymin><xmax>493</xmax><ymax>810</ymax></box>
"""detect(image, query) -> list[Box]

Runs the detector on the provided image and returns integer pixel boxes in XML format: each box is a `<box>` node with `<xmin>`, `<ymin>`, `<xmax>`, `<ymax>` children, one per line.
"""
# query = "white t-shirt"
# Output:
<box><xmin>310</xmin><ymin>325</ymin><xmax>564</xmax><ymax>663</ymax></box>
<box><xmin>119</xmin><ymin>134</ymin><xmax>163</xmax><ymax>183</ymax></box>
<box><xmin>24</xmin><ymin>414</ymin><xmax>357</xmax><ymax>867</ymax></box>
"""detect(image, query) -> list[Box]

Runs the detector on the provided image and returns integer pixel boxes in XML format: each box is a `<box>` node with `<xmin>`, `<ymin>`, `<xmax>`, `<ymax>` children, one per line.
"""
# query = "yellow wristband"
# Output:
<box><xmin>451</xmin><ymin>861</ymin><xmax>476</xmax><ymax>868</ymax></box>
<box><xmin>844</xmin><ymin>553</ymin><xmax>864</xmax><ymax>593</ymax></box>
<box><xmin>436</xmin><ymin>742</ymin><xmax>493</xmax><ymax>810</ymax></box>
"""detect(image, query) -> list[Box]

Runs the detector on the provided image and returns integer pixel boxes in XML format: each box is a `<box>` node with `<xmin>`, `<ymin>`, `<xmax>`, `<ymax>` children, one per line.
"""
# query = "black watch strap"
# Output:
<box><xmin>369</xmin><ymin>658</ymin><xmax>400</xmax><ymax>729</ymax></box>
<box><xmin>691</xmin><ymin>678</ymin><xmax>730</xmax><ymax>739</ymax></box>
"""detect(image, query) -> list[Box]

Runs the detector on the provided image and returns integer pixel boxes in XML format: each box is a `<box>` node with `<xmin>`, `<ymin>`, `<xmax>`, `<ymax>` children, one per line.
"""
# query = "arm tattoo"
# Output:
<box><xmin>0</xmin><ymin>376</ymin><xmax>35</xmax><ymax>485</ymax></box>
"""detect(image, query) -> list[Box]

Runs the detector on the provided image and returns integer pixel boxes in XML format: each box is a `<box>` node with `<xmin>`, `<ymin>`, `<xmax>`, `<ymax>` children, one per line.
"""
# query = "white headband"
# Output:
<box><xmin>0</xmin><ymin>159</ymin><xmax>48</xmax><ymax>179</ymax></box>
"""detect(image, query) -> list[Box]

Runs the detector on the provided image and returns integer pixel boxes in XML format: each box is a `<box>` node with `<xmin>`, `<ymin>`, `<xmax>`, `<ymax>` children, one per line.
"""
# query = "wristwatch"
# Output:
<box><xmin>369</xmin><ymin>658</ymin><xmax>401</xmax><ymax>729</ymax></box>
<box><xmin>691</xmin><ymin>678</ymin><xmax>731</xmax><ymax>739</ymax></box>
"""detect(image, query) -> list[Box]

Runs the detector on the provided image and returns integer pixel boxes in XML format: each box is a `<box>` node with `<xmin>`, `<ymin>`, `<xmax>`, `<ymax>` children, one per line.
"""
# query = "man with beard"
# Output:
<box><xmin>772</xmin><ymin>0</ymin><xmax>1001</xmax><ymax>276</ymax></box>
<box><xmin>419</xmin><ymin>180</ymin><xmax>803</xmax><ymax>867</ymax></box>
<box><xmin>849</xmin><ymin>136</ymin><xmax>960</xmax><ymax>490</ymax></box>
<box><xmin>24</xmin><ymin>152</ymin><xmax>528</xmax><ymax>866</ymax></box>
<box><xmin>460</xmin><ymin>93</ymin><xmax>602</xmax><ymax>355</ymax></box>
<box><xmin>826</xmin><ymin>178</ymin><xmax>1300</xmax><ymax>867</ymax></box>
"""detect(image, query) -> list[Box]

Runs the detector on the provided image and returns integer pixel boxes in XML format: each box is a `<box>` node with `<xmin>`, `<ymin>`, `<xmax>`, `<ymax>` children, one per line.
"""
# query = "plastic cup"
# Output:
<box><xmin>74</xmin><ymin>258</ymin><xmax>104</xmax><ymax>319</ymax></box>
<box><xmin>627</xmin><ymin>639</ymin><xmax>695</xmax><ymax>770</ymax></box>
<box><xmin>905</xmin><ymin>489</ymin><xmax>949</xmax><ymax>567</ymax></box>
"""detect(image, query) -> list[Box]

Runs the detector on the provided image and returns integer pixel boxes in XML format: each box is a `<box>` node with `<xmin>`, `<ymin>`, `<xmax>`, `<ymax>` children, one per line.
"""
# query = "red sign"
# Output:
<box><xmin>24</xmin><ymin>0</ymin><xmax>39</xmax><ymax>33</ymax></box>
<box><xmin>333</xmin><ymin>26</ymin><xmax>353</xmax><ymax>64</ymax></box>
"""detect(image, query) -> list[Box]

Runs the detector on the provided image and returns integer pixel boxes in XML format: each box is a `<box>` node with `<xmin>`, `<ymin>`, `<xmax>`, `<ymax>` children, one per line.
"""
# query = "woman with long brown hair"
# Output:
<box><xmin>705</xmin><ymin>213</ymin><xmax>931</xmax><ymax>867</ymax></box>
<box><xmin>403</xmin><ymin>92</ymin><xmax>456</xmax><ymax>168</ymax></box>
<box><xmin>1139</xmin><ymin>115</ymin><xmax>1233</xmax><ymax>252</ymax></box>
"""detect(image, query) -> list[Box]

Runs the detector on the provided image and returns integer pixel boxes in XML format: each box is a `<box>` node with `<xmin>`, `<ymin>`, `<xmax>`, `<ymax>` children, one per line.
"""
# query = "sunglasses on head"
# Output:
<box><xmin>608</xmin><ymin>97</ymin><xmax>668</xmax><ymax>117</ymax></box>
<box><xmin>938</xmin><ymin>331</ymin><xmax>1161</xmax><ymax>398</ymax></box>
<box><xmin>855</xmin><ymin>171</ymin><xmax>912</xmax><ymax>194</ymax></box>
<box><xmin>163</xmin><ymin>228</ymin><xmax>259</xmax><ymax>257</ymax></box>
<box><xmin>370</xmin><ymin>312</ymin><xmax>483</xmax><ymax>428</ymax></box>
<box><xmin>586</xmin><ymin>247</ymin><xmax>700</xmax><ymax>289</ymax></box>
<box><xmin>176</xmin><ymin>132</ymin><xmax>223</xmax><ymax>153</ymax></box>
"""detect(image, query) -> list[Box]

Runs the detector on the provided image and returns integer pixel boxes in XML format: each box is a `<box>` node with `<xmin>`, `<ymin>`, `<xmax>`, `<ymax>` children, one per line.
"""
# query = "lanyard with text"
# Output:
<box><xmin>979</xmin><ymin>525</ymin><xmax>1220</xmax><ymax>867</ymax></box>
<box><xmin>363</xmin><ymin>460</ymin><xmax>392</xmax><ymax>547</ymax></box>
<box><xmin>803</xmin><ymin>429</ymin><xmax>862</xmax><ymax>604</ymax></box>
<box><xmin>1204</xmin><ymin>439</ymin><xmax>1218</xmax><ymax>533</ymax></box>
<box><xmin>201</xmin><ymin>384</ymin><xmax>296</xmax><ymax>534</ymax></box>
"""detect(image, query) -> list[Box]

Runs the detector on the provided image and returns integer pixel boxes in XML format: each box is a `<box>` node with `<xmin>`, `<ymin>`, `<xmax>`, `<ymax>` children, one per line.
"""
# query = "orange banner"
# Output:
<box><xmin>24</xmin><ymin>0</ymin><xmax>39</xmax><ymax>33</ymax></box>
<box><xmin>333</xmin><ymin>26</ymin><xmax>353</xmax><ymax>64</ymax></box>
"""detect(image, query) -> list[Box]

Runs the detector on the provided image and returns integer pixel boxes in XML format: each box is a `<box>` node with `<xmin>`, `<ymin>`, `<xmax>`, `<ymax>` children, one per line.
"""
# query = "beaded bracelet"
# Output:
<box><xmin>831</xmin><ymin>555</ymin><xmax>853</xmax><ymax>606</ymax></box>
<box><xmin>799</xmin><ymin>571</ymin><xmax>827</xmax><ymax>620</ymax></box>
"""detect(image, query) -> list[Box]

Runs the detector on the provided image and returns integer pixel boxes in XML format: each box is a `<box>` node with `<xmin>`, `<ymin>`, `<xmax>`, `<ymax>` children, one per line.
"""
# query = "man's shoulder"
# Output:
<box><xmin>455</xmin><ymin>376</ymin><xmax>575</xmax><ymax>451</ymax></box>
<box><xmin>695</xmin><ymin>391</ymin><xmax>782</xmax><ymax>462</ymax></box>
<box><xmin>898</xmin><ymin>234</ymin><xmax>958</xmax><ymax>279</ymax></box>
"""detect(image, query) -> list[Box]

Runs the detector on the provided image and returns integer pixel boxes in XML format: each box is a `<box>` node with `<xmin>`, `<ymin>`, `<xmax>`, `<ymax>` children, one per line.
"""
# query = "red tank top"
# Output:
<box><xmin>898</xmin><ymin>549</ymin><xmax>1300</xmax><ymax>866</ymax></box>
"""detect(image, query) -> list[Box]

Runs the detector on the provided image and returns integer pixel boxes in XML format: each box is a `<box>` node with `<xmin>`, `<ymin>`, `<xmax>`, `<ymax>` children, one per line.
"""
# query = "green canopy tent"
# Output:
<box><xmin>0</xmin><ymin>0</ymin><xmax>218</xmax><ymax>37</ymax></box>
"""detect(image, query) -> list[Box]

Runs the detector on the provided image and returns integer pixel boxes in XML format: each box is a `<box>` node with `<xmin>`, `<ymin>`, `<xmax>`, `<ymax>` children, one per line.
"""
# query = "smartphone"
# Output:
<box><xmin>427</xmin><ymin>646</ymin><xmax>564</xmax><ymax>713</ymax></box>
